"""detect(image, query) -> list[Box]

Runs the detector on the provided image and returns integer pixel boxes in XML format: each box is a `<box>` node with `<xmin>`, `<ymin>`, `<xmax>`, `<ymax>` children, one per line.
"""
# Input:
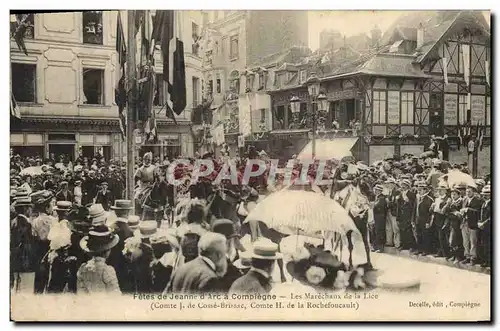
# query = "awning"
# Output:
<box><xmin>297</xmin><ymin>137</ymin><xmax>359</xmax><ymax>161</ymax></box>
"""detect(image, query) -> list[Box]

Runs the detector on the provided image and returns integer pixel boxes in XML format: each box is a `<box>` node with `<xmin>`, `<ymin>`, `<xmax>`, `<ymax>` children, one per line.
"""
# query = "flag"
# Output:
<box><xmin>157</xmin><ymin>10</ymin><xmax>186</xmax><ymax>116</ymax></box>
<box><xmin>115</xmin><ymin>11</ymin><xmax>127</xmax><ymax>141</ymax></box>
<box><xmin>479</xmin><ymin>123</ymin><xmax>485</xmax><ymax>151</ymax></box>
<box><xmin>143</xmin><ymin>69</ymin><xmax>157</xmax><ymax>143</ymax></box>
<box><xmin>13</xmin><ymin>14</ymin><xmax>29</xmax><ymax>56</ymax></box>
<box><xmin>442</xmin><ymin>57</ymin><xmax>448</xmax><ymax>85</ymax></box>
<box><xmin>462</xmin><ymin>44</ymin><xmax>470</xmax><ymax>87</ymax></box>
<box><xmin>11</xmin><ymin>92</ymin><xmax>21</xmax><ymax>119</ymax></box>
<box><xmin>457</xmin><ymin>122</ymin><xmax>462</xmax><ymax>149</ymax></box>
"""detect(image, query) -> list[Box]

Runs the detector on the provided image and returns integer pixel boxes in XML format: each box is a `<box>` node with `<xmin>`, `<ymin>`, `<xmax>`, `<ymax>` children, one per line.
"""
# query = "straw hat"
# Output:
<box><xmin>110</xmin><ymin>200</ymin><xmax>133</xmax><ymax>210</ymax></box>
<box><xmin>88</xmin><ymin>204</ymin><xmax>108</xmax><ymax>226</ymax></box>
<box><xmin>247</xmin><ymin>238</ymin><xmax>282</xmax><ymax>260</ymax></box>
<box><xmin>134</xmin><ymin>220</ymin><xmax>158</xmax><ymax>239</ymax></box>
<box><xmin>128</xmin><ymin>215</ymin><xmax>140</xmax><ymax>230</ymax></box>
<box><xmin>80</xmin><ymin>225</ymin><xmax>119</xmax><ymax>253</ymax></box>
<box><xmin>54</xmin><ymin>200</ymin><xmax>72</xmax><ymax>211</ymax></box>
<box><xmin>481</xmin><ymin>185</ymin><xmax>491</xmax><ymax>195</ymax></box>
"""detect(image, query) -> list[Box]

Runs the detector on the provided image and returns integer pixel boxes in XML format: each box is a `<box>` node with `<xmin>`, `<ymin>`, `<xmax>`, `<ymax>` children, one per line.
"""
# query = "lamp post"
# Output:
<box><xmin>305</xmin><ymin>72</ymin><xmax>324</xmax><ymax>159</ymax></box>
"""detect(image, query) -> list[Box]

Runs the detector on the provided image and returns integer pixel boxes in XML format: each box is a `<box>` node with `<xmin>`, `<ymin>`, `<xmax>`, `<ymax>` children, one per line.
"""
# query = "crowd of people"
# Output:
<box><xmin>10</xmin><ymin>146</ymin><xmax>491</xmax><ymax>296</ymax></box>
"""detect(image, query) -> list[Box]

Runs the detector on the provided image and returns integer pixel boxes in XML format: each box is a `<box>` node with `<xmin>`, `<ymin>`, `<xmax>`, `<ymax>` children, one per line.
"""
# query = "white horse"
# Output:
<box><xmin>328</xmin><ymin>183</ymin><xmax>374</xmax><ymax>268</ymax></box>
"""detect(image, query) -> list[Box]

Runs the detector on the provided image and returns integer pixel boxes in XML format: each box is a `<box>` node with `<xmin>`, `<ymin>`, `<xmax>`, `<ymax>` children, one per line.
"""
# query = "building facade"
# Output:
<box><xmin>196</xmin><ymin>11</ymin><xmax>309</xmax><ymax>155</ymax></box>
<box><xmin>10</xmin><ymin>10</ymin><xmax>202</xmax><ymax>162</ymax></box>
<box><xmin>264</xmin><ymin>11</ymin><xmax>490</xmax><ymax>175</ymax></box>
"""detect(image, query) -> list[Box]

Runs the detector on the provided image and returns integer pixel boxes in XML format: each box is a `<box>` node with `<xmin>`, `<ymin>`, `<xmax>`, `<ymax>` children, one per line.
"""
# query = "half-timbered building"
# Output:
<box><xmin>264</xmin><ymin>11</ymin><xmax>490</xmax><ymax>174</ymax></box>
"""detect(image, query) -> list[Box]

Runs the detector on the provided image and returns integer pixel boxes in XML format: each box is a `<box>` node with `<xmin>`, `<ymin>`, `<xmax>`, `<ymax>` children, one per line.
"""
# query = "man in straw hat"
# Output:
<box><xmin>77</xmin><ymin>225</ymin><xmax>121</xmax><ymax>294</ymax></box>
<box><xmin>460</xmin><ymin>184</ymin><xmax>483</xmax><ymax>266</ymax></box>
<box><xmin>371</xmin><ymin>184</ymin><xmax>387</xmax><ymax>253</ymax></box>
<box><xmin>88</xmin><ymin>204</ymin><xmax>108</xmax><ymax>227</ymax></box>
<box><xmin>396</xmin><ymin>179</ymin><xmax>416</xmax><ymax>251</ymax></box>
<box><xmin>478</xmin><ymin>185</ymin><xmax>491</xmax><ymax>268</ymax></box>
<box><xmin>170</xmin><ymin>232</ymin><xmax>227</xmax><ymax>293</ymax></box>
<box><xmin>431</xmin><ymin>183</ymin><xmax>450</xmax><ymax>259</ymax></box>
<box><xmin>413</xmin><ymin>181</ymin><xmax>434</xmax><ymax>256</ymax></box>
<box><xmin>10</xmin><ymin>189</ymin><xmax>35</xmax><ymax>292</ymax></box>
<box><xmin>229</xmin><ymin>238</ymin><xmax>282</xmax><ymax>294</ymax></box>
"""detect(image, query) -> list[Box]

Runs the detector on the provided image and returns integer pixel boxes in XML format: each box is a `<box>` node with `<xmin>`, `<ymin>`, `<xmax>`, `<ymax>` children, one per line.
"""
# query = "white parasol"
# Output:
<box><xmin>19</xmin><ymin>166</ymin><xmax>51</xmax><ymax>176</ymax></box>
<box><xmin>244</xmin><ymin>190</ymin><xmax>361</xmax><ymax>236</ymax></box>
<box><xmin>441</xmin><ymin>170</ymin><xmax>476</xmax><ymax>188</ymax></box>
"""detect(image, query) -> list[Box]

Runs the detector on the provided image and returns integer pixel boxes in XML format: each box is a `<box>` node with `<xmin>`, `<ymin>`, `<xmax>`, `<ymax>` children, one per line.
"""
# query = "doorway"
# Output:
<box><xmin>49</xmin><ymin>144</ymin><xmax>75</xmax><ymax>162</ymax></box>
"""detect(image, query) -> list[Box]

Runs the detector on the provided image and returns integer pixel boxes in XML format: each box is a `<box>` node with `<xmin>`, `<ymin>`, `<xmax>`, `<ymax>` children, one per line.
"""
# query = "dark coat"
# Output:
<box><xmin>373</xmin><ymin>194</ymin><xmax>388</xmax><ymax>225</ymax></box>
<box><xmin>480</xmin><ymin>200</ymin><xmax>491</xmax><ymax>228</ymax></box>
<box><xmin>464</xmin><ymin>196</ymin><xmax>483</xmax><ymax>229</ymax></box>
<box><xmin>55</xmin><ymin>190</ymin><xmax>74</xmax><ymax>202</ymax></box>
<box><xmin>414</xmin><ymin>194</ymin><xmax>433</xmax><ymax>227</ymax></box>
<box><xmin>151</xmin><ymin>262</ymin><xmax>174</xmax><ymax>294</ymax></box>
<box><xmin>171</xmin><ymin>256</ymin><xmax>222</xmax><ymax>293</ymax></box>
<box><xmin>109</xmin><ymin>222</ymin><xmax>134</xmax><ymax>293</ymax></box>
<box><xmin>229</xmin><ymin>269</ymin><xmax>272</xmax><ymax>294</ymax></box>
<box><xmin>432</xmin><ymin>196</ymin><xmax>449</xmax><ymax>228</ymax></box>
<box><xmin>397</xmin><ymin>190</ymin><xmax>416</xmax><ymax>229</ymax></box>
<box><xmin>95</xmin><ymin>190</ymin><xmax>114</xmax><ymax>211</ymax></box>
<box><xmin>219</xmin><ymin>258</ymin><xmax>243</xmax><ymax>292</ymax></box>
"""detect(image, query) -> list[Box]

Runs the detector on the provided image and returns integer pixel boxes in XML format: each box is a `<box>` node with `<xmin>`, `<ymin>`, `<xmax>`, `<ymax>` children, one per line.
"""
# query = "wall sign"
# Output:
<box><xmin>387</xmin><ymin>91</ymin><xmax>400</xmax><ymax>124</ymax></box>
<box><xmin>470</xmin><ymin>95</ymin><xmax>485</xmax><ymax>124</ymax></box>
<box><xmin>444</xmin><ymin>94</ymin><xmax>458</xmax><ymax>125</ymax></box>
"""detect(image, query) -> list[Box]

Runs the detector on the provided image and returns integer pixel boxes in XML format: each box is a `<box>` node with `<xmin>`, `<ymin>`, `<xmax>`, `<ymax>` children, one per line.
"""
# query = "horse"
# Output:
<box><xmin>331</xmin><ymin>181</ymin><xmax>374</xmax><ymax>269</ymax></box>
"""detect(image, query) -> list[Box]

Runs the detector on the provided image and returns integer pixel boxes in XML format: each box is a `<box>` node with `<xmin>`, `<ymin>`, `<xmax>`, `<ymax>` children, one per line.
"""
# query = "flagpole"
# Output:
<box><xmin>126</xmin><ymin>10</ymin><xmax>137</xmax><ymax>203</ymax></box>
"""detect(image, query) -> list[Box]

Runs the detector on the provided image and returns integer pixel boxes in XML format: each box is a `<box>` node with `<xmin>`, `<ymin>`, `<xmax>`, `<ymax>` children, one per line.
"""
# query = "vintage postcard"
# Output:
<box><xmin>10</xmin><ymin>9</ymin><xmax>491</xmax><ymax>322</ymax></box>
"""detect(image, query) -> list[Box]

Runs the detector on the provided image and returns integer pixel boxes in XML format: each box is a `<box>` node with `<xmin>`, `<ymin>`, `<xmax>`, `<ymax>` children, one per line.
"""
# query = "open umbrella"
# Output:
<box><xmin>244</xmin><ymin>190</ymin><xmax>361</xmax><ymax>236</ymax></box>
<box><xmin>19</xmin><ymin>166</ymin><xmax>50</xmax><ymax>176</ymax></box>
<box><xmin>441</xmin><ymin>170</ymin><xmax>476</xmax><ymax>188</ymax></box>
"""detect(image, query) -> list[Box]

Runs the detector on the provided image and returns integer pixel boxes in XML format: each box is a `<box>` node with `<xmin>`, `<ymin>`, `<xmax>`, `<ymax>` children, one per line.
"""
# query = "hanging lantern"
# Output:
<box><xmin>290</xmin><ymin>95</ymin><xmax>301</xmax><ymax>114</ymax></box>
<box><xmin>317</xmin><ymin>92</ymin><xmax>328</xmax><ymax>111</ymax></box>
<box><xmin>306</xmin><ymin>72</ymin><xmax>320</xmax><ymax>98</ymax></box>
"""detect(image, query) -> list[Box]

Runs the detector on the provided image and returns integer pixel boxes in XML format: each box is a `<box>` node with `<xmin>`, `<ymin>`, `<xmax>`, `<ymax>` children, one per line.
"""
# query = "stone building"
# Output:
<box><xmin>10</xmin><ymin>10</ymin><xmax>202</xmax><ymax>162</ymax></box>
<box><xmin>196</xmin><ymin>10</ymin><xmax>309</xmax><ymax>154</ymax></box>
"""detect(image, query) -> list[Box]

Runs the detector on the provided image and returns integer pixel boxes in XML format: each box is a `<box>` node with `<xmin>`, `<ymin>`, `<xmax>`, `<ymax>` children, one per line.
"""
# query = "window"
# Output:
<box><xmin>486</xmin><ymin>96</ymin><xmax>490</xmax><ymax>125</ymax></box>
<box><xmin>83</xmin><ymin>11</ymin><xmax>103</xmax><ymax>45</ymax></box>
<box><xmin>230</xmin><ymin>35</ymin><xmax>239</xmax><ymax>59</ymax></box>
<box><xmin>458</xmin><ymin>94</ymin><xmax>468</xmax><ymax>124</ymax></box>
<box><xmin>154</xmin><ymin>74</ymin><xmax>164</xmax><ymax>106</ymax></box>
<box><xmin>11</xmin><ymin>63</ymin><xmax>36</xmax><ymax>103</ymax></box>
<box><xmin>192</xmin><ymin>22</ymin><xmax>200</xmax><ymax>56</ymax></box>
<box><xmin>299</xmin><ymin>70</ymin><xmax>307</xmax><ymax>84</ymax></box>
<box><xmin>229</xmin><ymin>71</ymin><xmax>240</xmax><ymax>94</ymax></box>
<box><xmin>246</xmin><ymin>75</ymin><xmax>253</xmax><ymax>92</ymax></box>
<box><xmin>192</xmin><ymin>77</ymin><xmax>200</xmax><ymax>107</ymax></box>
<box><xmin>258</xmin><ymin>72</ymin><xmax>266</xmax><ymax>90</ymax></box>
<box><xmin>216</xmin><ymin>77</ymin><xmax>221</xmax><ymax>93</ymax></box>
<box><xmin>401</xmin><ymin>92</ymin><xmax>414</xmax><ymax>124</ymax></box>
<box><xmin>260</xmin><ymin>109</ymin><xmax>266</xmax><ymax>122</ymax></box>
<box><xmin>372</xmin><ymin>91</ymin><xmax>386</xmax><ymax>124</ymax></box>
<box><xmin>82</xmin><ymin>68</ymin><xmax>104</xmax><ymax>105</ymax></box>
<box><xmin>208</xmin><ymin>79</ymin><xmax>213</xmax><ymax>97</ymax></box>
<box><xmin>10</xmin><ymin>14</ymin><xmax>34</xmax><ymax>40</ymax></box>
<box><xmin>429</xmin><ymin>92</ymin><xmax>443</xmax><ymax>110</ymax></box>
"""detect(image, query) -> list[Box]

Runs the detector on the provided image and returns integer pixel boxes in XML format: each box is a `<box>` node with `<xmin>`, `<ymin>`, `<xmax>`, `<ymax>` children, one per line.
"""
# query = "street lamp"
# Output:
<box><xmin>305</xmin><ymin>72</ymin><xmax>322</xmax><ymax>159</ymax></box>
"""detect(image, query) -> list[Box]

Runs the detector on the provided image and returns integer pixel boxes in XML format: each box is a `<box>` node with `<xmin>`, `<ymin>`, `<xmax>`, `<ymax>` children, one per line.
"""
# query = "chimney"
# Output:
<box><xmin>417</xmin><ymin>23</ymin><xmax>424</xmax><ymax>49</ymax></box>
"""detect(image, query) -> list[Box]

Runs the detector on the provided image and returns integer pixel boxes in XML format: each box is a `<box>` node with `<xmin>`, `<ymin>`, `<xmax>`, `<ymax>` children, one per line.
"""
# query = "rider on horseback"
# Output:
<box><xmin>134</xmin><ymin>152</ymin><xmax>156</xmax><ymax>217</ymax></box>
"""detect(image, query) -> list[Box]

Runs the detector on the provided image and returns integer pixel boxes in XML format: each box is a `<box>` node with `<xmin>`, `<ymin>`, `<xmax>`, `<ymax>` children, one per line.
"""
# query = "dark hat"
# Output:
<box><xmin>80</xmin><ymin>225</ymin><xmax>119</xmax><ymax>253</ymax></box>
<box><xmin>31</xmin><ymin>190</ymin><xmax>54</xmax><ymax>205</ymax></box>
<box><xmin>110</xmin><ymin>199</ymin><xmax>133</xmax><ymax>210</ymax></box>
<box><xmin>211</xmin><ymin>219</ymin><xmax>237</xmax><ymax>239</ymax></box>
<box><xmin>54</xmin><ymin>200</ymin><xmax>72</xmax><ymax>211</ymax></box>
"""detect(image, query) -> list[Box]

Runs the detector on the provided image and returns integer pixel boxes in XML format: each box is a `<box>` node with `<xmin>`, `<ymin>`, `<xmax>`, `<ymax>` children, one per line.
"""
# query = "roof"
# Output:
<box><xmin>359</xmin><ymin>54</ymin><xmax>430</xmax><ymax>78</ymax></box>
